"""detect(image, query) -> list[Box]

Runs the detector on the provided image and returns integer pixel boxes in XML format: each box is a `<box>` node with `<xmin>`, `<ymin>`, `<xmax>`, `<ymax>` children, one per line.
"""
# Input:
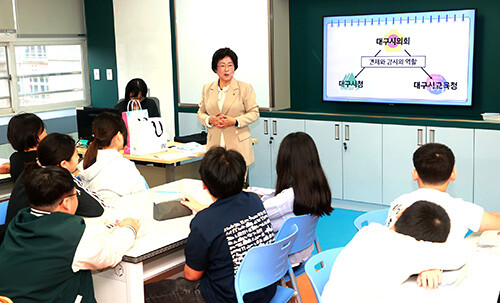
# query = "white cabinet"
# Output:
<box><xmin>427</xmin><ymin>127</ymin><xmax>474</xmax><ymax>202</ymax></box>
<box><xmin>248</xmin><ymin>118</ymin><xmax>305</xmax><ymax>188</ymax></box>
<box><xmin>382</xmin><ymin>125</ymin><xmax>425</xmax><ymax>204</ymax></box>
<box><xmin>474</xmin><ymin>129</ymin><xmax>500</xmax><ymax>212</ymax></box>
<box><xmin>342</xmin><ymin>122</ymin><xmax>383</xmax><ymax>204</ymax></box>
<box><xmin>177</xmin><ymin>112</ymin><xmax>207</xmax><ymax>137</ymax></box>
<box><xmin>305</xmin><ymin>120</ymin><xmax>343</xmax><ymax>199</ymax></box>
<box><xmin>382</xmin><ymin>125</ymin><xmax>474</xmax><ymax>205</ymax></box>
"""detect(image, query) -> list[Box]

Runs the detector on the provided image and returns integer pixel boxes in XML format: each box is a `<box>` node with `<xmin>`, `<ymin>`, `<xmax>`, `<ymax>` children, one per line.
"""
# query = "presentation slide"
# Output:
<box><xmin>323</xmin><ymin>9</ymin><xmax>475</xmax><ymax>106</ymax></box>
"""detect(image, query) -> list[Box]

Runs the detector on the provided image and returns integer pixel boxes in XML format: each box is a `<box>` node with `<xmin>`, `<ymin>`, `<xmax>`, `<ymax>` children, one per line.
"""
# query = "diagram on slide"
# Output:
<box><xmin>323</xmin><ymin>10</ymin><xmax>475</xmax><ymax>106</ymax></box>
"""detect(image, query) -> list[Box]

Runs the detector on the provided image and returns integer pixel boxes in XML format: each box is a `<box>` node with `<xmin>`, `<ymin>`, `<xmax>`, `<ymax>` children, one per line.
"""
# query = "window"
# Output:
<box><xmin>0</xmin><ymin>46</ymin><xmax>10</xmax><ymax>109</ymax></box>
<box><xmin>0</xmin><ymin>40</ymin><xmax>89</xmax><ymax>113</ymax></box>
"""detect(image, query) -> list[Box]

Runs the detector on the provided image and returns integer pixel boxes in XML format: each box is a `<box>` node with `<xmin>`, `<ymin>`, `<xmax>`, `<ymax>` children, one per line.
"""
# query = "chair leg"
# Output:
<box><xmin>288</xmin><ymin>268</ymin><xmax>303</xmax><ymax>303</ymax></box>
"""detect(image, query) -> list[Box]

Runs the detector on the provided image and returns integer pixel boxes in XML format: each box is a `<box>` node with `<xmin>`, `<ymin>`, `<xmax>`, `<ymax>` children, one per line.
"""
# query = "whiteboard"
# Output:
<box><xmin>323</xmin><ymin>9</ymin><xmax>475</xmax><ymax>106</ymax></box>
<box><xmin>174</xmin><ymin>0</ymin><xmax>270</xmax><ymax>108</ymax></box>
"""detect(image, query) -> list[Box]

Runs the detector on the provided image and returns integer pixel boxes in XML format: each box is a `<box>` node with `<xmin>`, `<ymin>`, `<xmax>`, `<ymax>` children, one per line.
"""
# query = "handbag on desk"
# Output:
<box><xmin>122</xmin><ymin>100</ymin><xmax>148</xmax><ymax>155</ymax></box>
<box><xmin>153</xmin><ymin>198</ymin><xmax>193</xmax><ymax>221</ymax></box>
<box><xmin>128</xmin><ymin>116</ymin><xmax>169</xmax><ymax>156</ymax></box>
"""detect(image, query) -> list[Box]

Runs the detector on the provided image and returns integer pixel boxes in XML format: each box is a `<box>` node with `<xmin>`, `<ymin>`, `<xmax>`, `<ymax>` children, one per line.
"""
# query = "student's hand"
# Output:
<box><xmin>417</xmin><ymin>269</ymin><xmax>442</xmax><ymax>289</ymax></box>
<box><xmin>181</xmin><ymin>195</ymin><xmax>208</xmax><ymax>213</ymax></box>
<box><xmin>117</xmin><ymin>218</ymin><xmax>141</xmax><ymax>233</ymax></box>
<box><xmin>0</xmin><ymin>162</ymin><xmax>10</xmax><ymax>174</ymax></box>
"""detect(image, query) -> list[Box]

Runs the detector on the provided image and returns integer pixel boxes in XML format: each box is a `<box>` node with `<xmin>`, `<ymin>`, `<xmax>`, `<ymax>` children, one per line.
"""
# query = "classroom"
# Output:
<box><xmin>0</xmin><ymin>0</ymin><xmax>499</xmax><ymax>302</ymax></box>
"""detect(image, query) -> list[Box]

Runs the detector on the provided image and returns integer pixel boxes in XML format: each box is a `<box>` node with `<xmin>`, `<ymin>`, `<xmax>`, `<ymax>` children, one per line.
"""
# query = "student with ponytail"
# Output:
<box><xmin>78</xmin><ymin>112</ymin><xmax>147</xmax><ymax>200</ymax></box>
<box><xmin>250</xmin><ymin>132</ymin><xmax>334</xmax><ymax>264</ymax></box>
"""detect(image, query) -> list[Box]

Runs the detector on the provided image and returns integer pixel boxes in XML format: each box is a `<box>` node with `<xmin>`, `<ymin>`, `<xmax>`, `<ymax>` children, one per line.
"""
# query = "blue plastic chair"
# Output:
<box><xmin>353</xmin><ymin>208</ymin><xmax>389</xmax><ymax>230</ymax></box>
<box><xmin>305</xmin><ymin>247</ymin><xmax>344</xmax><ymax>303</ymax></box>
<box><xmin>0</xmin><ymin>200</ymin><xmax>9</xmax><ymax>225</ymax></box>
<box><xmin>275</xmin><ymin>215</ymin><xmax>321</xmax><ymax>303</ymax></box>
<box><xmin>234</xmin><ymin>224</ymin><xmax>298</xmax><ymax>303</ymax></box>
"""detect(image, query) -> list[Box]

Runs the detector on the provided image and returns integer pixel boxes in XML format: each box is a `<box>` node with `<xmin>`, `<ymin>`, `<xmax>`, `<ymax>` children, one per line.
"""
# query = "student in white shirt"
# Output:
<box><xmin>78</xmin><ymin>112</ymin><xmax>147</xmax><ymax>200</ymax></box>
<box><xmin>386</xmin><ymin>143</ymin><xmax>500</xmax><ymax>241</ymax></box>
<box><xmin>251</xmin><ymin>132</ymin><xmax>333</xmax><ymax>264</ymax></box>
<box><xmin>322</xmin><ymin>201</ymin><xmax>471</xmax><ymax>303</ymax></box>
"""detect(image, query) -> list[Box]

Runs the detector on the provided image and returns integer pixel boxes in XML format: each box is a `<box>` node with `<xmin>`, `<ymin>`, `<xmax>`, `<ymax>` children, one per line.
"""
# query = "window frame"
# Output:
<box><xmin>0</xmin><ymin>36</ymin><xmax>90</xmax><ymax>115</ymax></box>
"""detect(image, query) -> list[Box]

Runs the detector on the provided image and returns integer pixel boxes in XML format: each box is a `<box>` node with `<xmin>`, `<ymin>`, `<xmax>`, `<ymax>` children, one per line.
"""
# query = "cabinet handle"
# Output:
<box><xmin>335</xmin><ymin>124</ymin><xmax>340</xmax><ymax>140</ymax></box>
<box><xmin>272</xmin><ymin>120</ymin><xmax>277</xmax><ymax>135</ymax></box>
<box><xmin>429</xmin><ymin>129</ymin><xmax>435</xmax><ymax>143</ymax></box>
<box><xmin>345</xmin><ymin>125</ymin><xmax>350</xmax><ymax>141</ymax></box>
<box><xmin>264</xmin><ymin>120</ymin><xmax>268</xmax><ymax>135</ymax></box>
<box><xmin>417</xmin><ymin>129</ymin><xmax>423</xmax><ymax>146</ymax></box>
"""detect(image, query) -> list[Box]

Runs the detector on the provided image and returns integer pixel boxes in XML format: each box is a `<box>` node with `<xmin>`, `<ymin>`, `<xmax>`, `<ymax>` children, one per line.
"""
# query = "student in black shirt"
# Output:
<box><xmin>6</xmin><ymin>113</ymin><xmax>46</xmax><ymax>181</ymax></box>
<box><xmin>114</xmin><ymin>78</ymin><xmax>160</xmax><ymax>117</ymax></box>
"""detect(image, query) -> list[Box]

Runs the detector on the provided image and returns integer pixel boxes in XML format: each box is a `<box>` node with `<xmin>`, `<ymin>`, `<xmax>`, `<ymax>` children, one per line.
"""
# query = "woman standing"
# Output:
<box><xmin>197</xmin><ymin>48</ymin><xmax>259</xmax><ymax>166</ymax></box>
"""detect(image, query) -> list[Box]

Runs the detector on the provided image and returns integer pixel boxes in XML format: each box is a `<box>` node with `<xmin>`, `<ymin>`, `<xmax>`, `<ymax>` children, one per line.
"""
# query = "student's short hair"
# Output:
<box><xmin>23</xmin><ymin>165</ymin><xmax>75</xmax><ymax>208</ymax></box>
<box><xmin>211</xmin><ymin>47</ymin><xmax>238</xmax><ymax>72</ymax></box>
<box><xmin>199</xmin><ymin>146</ymin><xmax>245</xmax><ymax>199</ymax></box>
<box><xmin>7</xmin><ymin>113</ymin><xmax>45</xmax><ymax>152</ymax></box>
<box><xmin>37</xmin><ymin>133</ymin><xmax>75</xmax><ymax>166</ymax></box>
<box><xmin>413</xmin><ymin>143</ymin><xmax>455</xmax><ymax>185</ymax></box>
<box><xmin>395</xmin><ymin>200</ymin><xmax>451</xmax><ymax>243</ymax></box>
<box><xmin>124</xmin><ymin>78</ymin><xmax>148</xmax><ymax>102</ymax></box>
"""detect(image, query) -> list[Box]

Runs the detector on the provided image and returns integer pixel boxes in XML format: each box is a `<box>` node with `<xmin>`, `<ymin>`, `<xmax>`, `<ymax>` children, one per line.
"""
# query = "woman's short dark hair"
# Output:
<box><xmin>211</xmin><ymin>48</ymin><xmax>238</xmax><ymax>72</ymax></box>
<box><xmin>199</xmin><ymin>146</ymin><xmax>245</xmax><ymax>199</ymax></box>
<box><xmin>23</xmin><ymin>165</ymin><xmax>75</xmax><ymax>208</ymax></box>
<box><xmin>37</xmin><ymin>133</ymin><xmax>75</xmax><ymax>166</ymax></box>
<box><xmin>125</xmin><ymin>78</ymin><xmax>148</xmax><ymax>102</ymax></box>
<box><xmin>276</xmin><ymin>132</ymin><xmax>333</xmax><ymax>217</ymax></box>
<box><xmin>82</xmin><ymin>112</ymin><xmax>128</xmax><ymax>170</ymax></box>
<box><xmin>395</xmin><ymin>200</ymin><xmax>451</xmax><ymax>243</ymax></box>
<box><xmin>7</xmin><ymin>113</ymin><xmax>45</xmax><ymax>152</ymax></box>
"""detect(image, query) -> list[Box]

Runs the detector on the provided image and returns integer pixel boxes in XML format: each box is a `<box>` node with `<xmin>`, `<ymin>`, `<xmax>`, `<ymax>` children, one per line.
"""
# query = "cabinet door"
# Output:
<box><xmin>178</xmin><ymin>112</ymin><xmax>206</xmax><ymax>136</ymax></box>
<box><xmin>474</xmin><ymin>129</ymin><xmax>500</xmax><ymax>212</ymax></box>
<box><xmin>248</xmin><ymin>118</ymin><xmax>273</xmax><ymax>188</ymax></box>
<box><xmin>305</xmin><ymin>120</ymin><xmax>343</xmax><ymax>199</ymax></box>
<box><xmin>382</xmin><ymin>125</ymin><xmax>425</xmax><ymax>204</ymax></box>
<box><xmin>343</xmin><ymin>122</ymin><xmax>383</xmax><ymax>204</ymax></box>
<box><xmin>270</xmin><ymin>118</ymin><xmax>305</xmax><ymax>186</ymax></box>
<box><xmin>428</xmin><ymin>127</ymin><xmax>474</xmax><ymax>202</ymax></box>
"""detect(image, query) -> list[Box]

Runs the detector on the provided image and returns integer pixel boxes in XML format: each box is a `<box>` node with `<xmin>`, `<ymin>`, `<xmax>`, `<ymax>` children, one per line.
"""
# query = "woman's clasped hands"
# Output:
<box><xmin>209</xmin><ymin>113</ymin><xmax>236</xmax><ymax>129</ymax></box>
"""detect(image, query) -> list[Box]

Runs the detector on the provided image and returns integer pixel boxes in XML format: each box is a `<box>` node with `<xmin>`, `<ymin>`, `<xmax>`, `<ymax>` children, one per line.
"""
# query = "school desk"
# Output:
<box><xmin>86</xmin><ymin>178</ymin><xmax>211</xmax><ymax>303</ymax></box>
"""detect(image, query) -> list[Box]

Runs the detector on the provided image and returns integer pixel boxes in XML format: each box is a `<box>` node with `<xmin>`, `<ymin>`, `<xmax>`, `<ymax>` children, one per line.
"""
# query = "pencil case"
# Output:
<box><xmin>153</xmin><ymin>198</ymin><xmax>193</xmax><ymax>221</ymax></box>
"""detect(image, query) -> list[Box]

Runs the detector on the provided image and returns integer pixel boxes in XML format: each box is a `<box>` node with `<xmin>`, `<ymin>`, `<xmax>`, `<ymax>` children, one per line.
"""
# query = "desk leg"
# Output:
<box><xmin>92</xmin><ymin>261</ymin><xmax>145</xmax><ymax>303</ymax></box>
<box><xmin>165</xmin><ymin>164</ymin><xmax>175</xmax><ymax>183</ymax></box>
<box><xmin>124</xmin><ymin>262</ymin><xmax>145</xmax><ymax>303</ymax></box>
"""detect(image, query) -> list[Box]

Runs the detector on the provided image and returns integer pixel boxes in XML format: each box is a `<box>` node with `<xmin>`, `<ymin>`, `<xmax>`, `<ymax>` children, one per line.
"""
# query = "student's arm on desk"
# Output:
<box><xmin>184</xmin><ymin>264</ymin><xmax>204</xmax><ymax>281</ymax></box>
<box><xmin>181</xmin><ymin>195</ymin><xmax>209</xmax><ymax>213</ymax></box>
<box><xmin>479</xmin><ymin>211</ymin><xmax>500</xmax><ymax>232</ymax></box>
<box><xmin>71</xmin><ymin>218</ymin><xmax>140</xmax><ymax>272</ymax></box>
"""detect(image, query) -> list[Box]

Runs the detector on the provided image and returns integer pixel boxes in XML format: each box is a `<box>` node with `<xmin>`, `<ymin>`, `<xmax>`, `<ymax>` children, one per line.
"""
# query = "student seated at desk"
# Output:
<box><xmin>386</xmin><ymin>143</ymin><xmax>500</xmax><ymax>241</ymax></box>
<box><xmin>0</xmin><ymin>166</ymin><xmax>140</xmax><ymax>302</ymax></box>
<box><xmin>4</xmin><ymin>133</ymin><xmax>104</xmax><ymax>233</ymax></box>
<box><xmin>322</xmin><ymin>201</ymin><xmax>471</xmax><ymax>303</ymax></box>
<box><xmin>144</xmin><ymin>147</ymin><xmax>275</xmax><ymax>303</ymax></box>
<box><xmin>249</xmin><ymin>132</ymin><xmax>333</xmax><ymax>265</ymax></box>
<box><xmin>114</xmin><ymin>78</ymin><xmax>160</xmax><ymax>117</ymax></box>
<box><xmin>5</xmin><ymin>113</ymin><xmax>47</xmax><ymax>181</ymax></box>
<box><xmin>78</xmin><ymin>112</ymin><xmax>147</xmax><ymax>200</ymax></box>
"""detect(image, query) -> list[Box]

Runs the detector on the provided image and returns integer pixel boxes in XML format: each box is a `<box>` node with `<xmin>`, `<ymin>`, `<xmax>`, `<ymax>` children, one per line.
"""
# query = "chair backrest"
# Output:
<box><xmin>353</xmin><ymin>208</ymin><xmax>389</xmax><ymax>230</ymax></box>
<box><xmin>234</xmin><ymin>224</ymin><xmax>298</xmax><ymax>302</ymax></box>
<box><xmin>0</xmin><ymin>295</ymin><xmax>13</xmax><ymax>303</ymax></box>
<box><xmin>0</xmin><ymin>200</ymin><xmax>9</xmax><ymax>225</ymax></box>
<box><xmin>275</xmin><ymin>215</ymin><xmax>319</xmax><ymax>254</ymax></box>
<box><xmin>305</xmin><ymin>247</ymin><xmax>344</xmax><ymax>303</ymax></box>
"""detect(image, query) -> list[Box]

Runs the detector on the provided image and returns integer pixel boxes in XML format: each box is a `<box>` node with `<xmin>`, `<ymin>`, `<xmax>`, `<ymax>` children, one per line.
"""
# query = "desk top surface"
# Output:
<box><xmin>84</xmin><ymin>179</ymin><xmax>212</xmax><ymax>263</ymax></box>
<box><xmin>77</xmin><ymin>142</ymin><xmax>205</xmax><ymax>165</ymax></box>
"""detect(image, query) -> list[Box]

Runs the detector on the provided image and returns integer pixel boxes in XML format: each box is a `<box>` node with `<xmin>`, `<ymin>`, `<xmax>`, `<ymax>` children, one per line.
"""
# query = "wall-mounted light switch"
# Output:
<box><xmin>93</xmin><ymin>69</ymin><xmax>100</xmax><ymax>80</ymax></box>
<box><xmin>106</xmin><ymin>69</ymin><xmax>113</xmax><ymax>81</ymax></box>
